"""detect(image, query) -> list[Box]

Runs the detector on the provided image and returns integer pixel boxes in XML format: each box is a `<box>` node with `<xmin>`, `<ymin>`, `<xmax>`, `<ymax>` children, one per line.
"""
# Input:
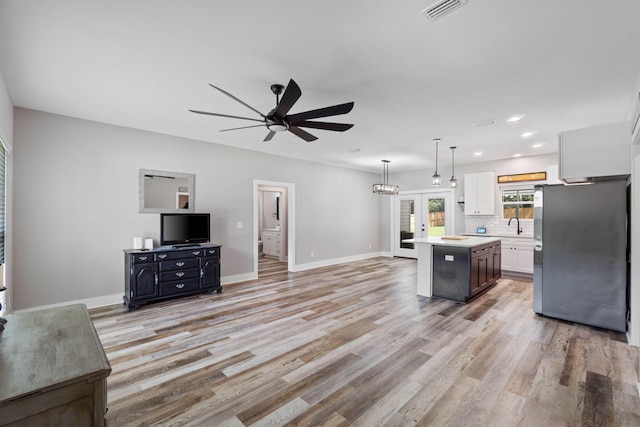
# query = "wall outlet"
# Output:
<box><xmin>236</xmin><ymin>222</ymin><xmax>243</xmax><ymax>229</ymax></box>
<box><xmin>368</xmin><ymin>243</ymin><xmax>372</xmax><ymax>249</ymax></box>
<box><xmin>311</xmin><ymin>251</ymin><xmax>315</xmax><ymax>257</ymax></box>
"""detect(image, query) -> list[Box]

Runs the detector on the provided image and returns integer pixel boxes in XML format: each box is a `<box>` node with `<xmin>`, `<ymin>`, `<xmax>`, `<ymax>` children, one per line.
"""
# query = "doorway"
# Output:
<box><xmin>253</xmin><ymin>180</ymin><xmax>295</xmax><ymax>278</ymax></box>
<box><xmin>394</xmin><ymin>190</ymin><xmax>455</xmax><ymax>259</ymax></box>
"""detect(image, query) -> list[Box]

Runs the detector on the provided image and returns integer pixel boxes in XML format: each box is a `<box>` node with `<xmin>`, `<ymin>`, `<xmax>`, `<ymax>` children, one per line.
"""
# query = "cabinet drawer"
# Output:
<box><xmin>203</xmin><ymin>247</ymin><xmax>220</xmax><ymax>257</ymax></box>
<box><xmin>471</xmin><ymin>244</ymin><xmax>490</xmax><ymax>258</ymax></box>
<box><xmin>488</xmin><ymin>241</ymin><xmax>501</xmax><ymax>251</ymax></box>
<box><xmin>160</xmin><ymin>258</ymin><xmax>199</xmax><ymax>271</ymax></box>
<box><xmin>159</xmin><ymin>268</ymin><xmax>199</xmax><ymax>282</ymax></box>
<box><xmin>160</xmin><ymin>278</ymin><xmax>199</xmax><ymax>296</ymax></box>
<box><xmin>155</xmin><ymin>249</ymin><xmax>204</xmax><ymax>261</ymax></box>
<box><xmin>132</xmin><ymin>253</ymin><xmax>154</xmax><ymax>264</ymax></box>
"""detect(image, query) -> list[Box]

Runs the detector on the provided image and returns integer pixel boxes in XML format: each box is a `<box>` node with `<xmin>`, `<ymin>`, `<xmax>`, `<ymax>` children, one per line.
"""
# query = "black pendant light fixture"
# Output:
<box><xmin>432</xmin><ymin>138</ymin><xmax>441</xmax><ymax>186</ymax></box>
<box><xmin>449</xmin><ymin>146</ymin><xmax>458</xmax><ymax>188</ymax></box>
<box><xmin>372</xmin><ymin>160</ymin><xmax>399</xmax><ymax>195</ymax></box>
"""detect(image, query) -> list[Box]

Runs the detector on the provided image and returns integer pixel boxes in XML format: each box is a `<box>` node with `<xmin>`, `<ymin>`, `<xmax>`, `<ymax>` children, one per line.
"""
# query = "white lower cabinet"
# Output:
<box><xmin>262</xmin><ymin>230</ymin><xmax>281</xmax><ymax>258</ymax></box>
<box><xmin>501</xmin><ymin>238</ymin><xmax>533</xmax><ymax>274</ymax></box>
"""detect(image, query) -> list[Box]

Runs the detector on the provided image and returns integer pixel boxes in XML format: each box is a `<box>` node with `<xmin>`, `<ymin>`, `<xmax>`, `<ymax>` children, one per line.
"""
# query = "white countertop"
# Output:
<box><xmin>463</xmin><ymin>233</ymin><xmax>533</xmax><ymax>239</ymax></box>
<box><xmin>409</xmin><ymin>236</ymin><xmax>501</xmax><ymax>248</ymax></box>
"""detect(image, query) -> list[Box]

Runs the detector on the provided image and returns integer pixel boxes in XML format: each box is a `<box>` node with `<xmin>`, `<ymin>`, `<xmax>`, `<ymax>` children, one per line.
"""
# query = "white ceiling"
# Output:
<box><xmin>1</xmin><ymin>0</ymin><xmax>640</xmax><ymax>173</ymax></box>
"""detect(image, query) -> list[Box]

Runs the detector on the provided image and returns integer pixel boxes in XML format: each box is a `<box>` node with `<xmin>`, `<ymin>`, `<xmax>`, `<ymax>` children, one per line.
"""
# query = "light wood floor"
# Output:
<box><xmin>90</xmin><ymin>257</ymin><xmax>640</xmax><ymax>426</ymax></box>
<box><xmin>258</xmin><ymin>255</ymin><xmax>288</xmax><ymax>277</ymax></box>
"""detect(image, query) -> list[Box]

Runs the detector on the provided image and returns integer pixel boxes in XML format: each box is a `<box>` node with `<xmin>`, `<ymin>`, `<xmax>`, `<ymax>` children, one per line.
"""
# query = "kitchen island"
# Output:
<box><xmin>410</xmin><ymin>236</ymin><xmax>502</xmax><ymax>302</ymax></box>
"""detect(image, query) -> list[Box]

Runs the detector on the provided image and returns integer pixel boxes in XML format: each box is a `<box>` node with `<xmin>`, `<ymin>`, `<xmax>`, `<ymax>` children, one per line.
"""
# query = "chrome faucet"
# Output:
<box><xmin>508</xmin><ymin>217</ymin><xmax>523</xmax><ymax>235</ymax></box>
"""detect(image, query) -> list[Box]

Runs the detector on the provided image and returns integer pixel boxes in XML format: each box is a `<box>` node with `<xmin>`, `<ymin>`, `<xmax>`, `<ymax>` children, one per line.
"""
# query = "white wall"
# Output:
<box><xmin>0</xmin><ymin>70</ymin><xmax>13</xmax><ymax>313</ymax></box>
<box><xmin>12</xmin><ymin>108</ymin><xmax>383</xmax><ymax>311</ymax></box>
<box><xmin>0</xmin><ymin>71</ymin><xmax>12</xmax><ymax>149</ymax></box>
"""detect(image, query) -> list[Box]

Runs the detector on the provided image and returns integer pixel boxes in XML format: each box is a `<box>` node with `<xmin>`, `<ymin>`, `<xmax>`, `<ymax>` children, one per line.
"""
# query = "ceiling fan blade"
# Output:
<box><xmin>220</xmin><ymin>124</ymin><xmax>267</xmax><ymax>132</ymax></box>
<box><xmin>264</xmin><ymin>131</ymin><xmax>276</xmax><ymax>142</ymax></box>
<box><xmin>292</xmin><ymin>121</ymin><xmax>354</xmax><ymax>132</ymax></box>
<box><xmin>208</xmin><ymin>84</ymin><xmax>266</xmax><ymax>118</ymax></box>
<box><xmin>286</xmin><ymin>101</ymin><xmax>354</xmax><ymax>122</ymax></box>
<box><xmin>189</xmin><ymin>110</ymin><xmax>264</xmax><ymax>123</ymax></box>
<box><xmin>288</xmin><ymin>126</ymin><xmax>318</xmax><ymax>142</ymax></box>
<box><xmin>274</xmin><ymin>79</ymin><xmax>302</xmax><ymax>117</ymax></box>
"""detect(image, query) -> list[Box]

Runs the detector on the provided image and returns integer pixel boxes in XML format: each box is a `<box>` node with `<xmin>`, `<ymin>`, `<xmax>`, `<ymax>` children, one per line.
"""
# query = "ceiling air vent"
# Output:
<box><xmin>421</xmin><ymin>0</ymin><xmax>468</xmax><ymax>22</ymax></box>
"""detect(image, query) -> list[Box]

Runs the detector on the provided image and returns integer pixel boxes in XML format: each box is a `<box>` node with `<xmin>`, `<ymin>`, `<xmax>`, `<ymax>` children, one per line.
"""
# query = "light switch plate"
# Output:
<box><xmin>236</xmin><ymin>222</ymin><xmax>243</xmax><ymax>229</ymax></box>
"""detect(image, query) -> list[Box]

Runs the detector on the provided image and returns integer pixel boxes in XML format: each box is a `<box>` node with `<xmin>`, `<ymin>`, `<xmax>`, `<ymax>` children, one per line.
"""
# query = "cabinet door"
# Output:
<box><xmin>464</xmin><ymin>172</ymin><xmax>495</xmax><ymax>215</ymax></box>
<box><xmin>133</xmin><ymin>264</ymin><xmax>158</xmax><ymax>299</ymax></box>
<box><xmin>491</xmin><ymin>249</ymin><xmax>501</xmax><ymax>280</ymax></box>
<box><xmin>263</xmin><ymin>235</ymin><xmax>277</xmax><ymax>256</ymax></box>
<box><xmin>464</xmin><ymin>174</ymin><xmax>479</xmax><ymax>215</ymax></box>
<box><xmin>515</xmin><ymin>246</ymin><xmax>534</xmax><ymax>274</ymax></box>
<box><xmin>559</xmin><ymin>122</ymin><xmax>630</xmax><ymax>181</ymax></box>
<box><xmin>475</xmin><ymin>172</ymin><xmax>496</xmax><ymax>215</ymax></box>
<box><xmin>201</xmin><ymin>257</ymin><xmax>220</xmax><ymax>288</ymax></box>
<box><xmin>501</xmin><ymin>244</ymin><xmax>516</xmax><ymax>271</ymax></box>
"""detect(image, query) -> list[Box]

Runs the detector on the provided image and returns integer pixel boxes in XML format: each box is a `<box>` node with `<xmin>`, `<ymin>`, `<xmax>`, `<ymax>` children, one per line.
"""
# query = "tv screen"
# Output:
<box><xmin>160</xmin><ymin>213</ymin><xmax>210</xmax><ymax>246</ymax></box>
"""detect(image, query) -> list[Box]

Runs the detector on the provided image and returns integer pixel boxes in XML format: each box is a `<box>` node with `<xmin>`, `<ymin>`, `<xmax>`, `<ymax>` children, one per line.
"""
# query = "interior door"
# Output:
<box><xmin>394</xmin><ymin>191</ymin><xmax>454</xmax><ymax>258</ymax></box>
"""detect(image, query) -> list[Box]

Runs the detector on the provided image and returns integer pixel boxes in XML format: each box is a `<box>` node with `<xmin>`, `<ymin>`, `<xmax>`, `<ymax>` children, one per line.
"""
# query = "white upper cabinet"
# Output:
<box><xmin>464</xmin><ymin>172</ymin><xmax>496</xmax><ymax>215</ymax></box>
<box><xmin>559</xmin><ymin>121</ymin><xmax>631</xmax><ymax>183</ymax></box>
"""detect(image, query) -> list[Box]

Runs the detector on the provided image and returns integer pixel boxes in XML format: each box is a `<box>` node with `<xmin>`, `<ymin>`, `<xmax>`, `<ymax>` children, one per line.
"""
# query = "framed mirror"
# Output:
<box><xmin>139</xmin><ymin>169</ymin><xmax>195</xmax><ymax>213</ymax></box>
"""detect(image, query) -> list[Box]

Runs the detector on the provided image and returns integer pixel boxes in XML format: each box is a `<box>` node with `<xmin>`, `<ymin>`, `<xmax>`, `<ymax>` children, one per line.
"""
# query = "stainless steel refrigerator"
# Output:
<box><xmin>533</xmin><ymin>181</ymin><xmax>628</xmax><ymax>332</ymax></box>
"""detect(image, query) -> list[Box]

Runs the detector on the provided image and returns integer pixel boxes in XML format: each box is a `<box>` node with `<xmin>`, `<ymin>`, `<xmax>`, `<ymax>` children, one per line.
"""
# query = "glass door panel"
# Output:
<box><xmin>394</xmin><ymin>194</ymin><xmax>421</xmax><ymax>258</ymax></box>
<box><xmin>394</xmin><ymin>191</ymin><xmax>455</xmax><ymax>259</ymax></box>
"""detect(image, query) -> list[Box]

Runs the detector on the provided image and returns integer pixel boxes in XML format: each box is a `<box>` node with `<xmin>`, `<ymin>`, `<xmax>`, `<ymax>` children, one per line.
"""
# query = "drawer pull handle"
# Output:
<box><xmin>192</xmin><ymin>251</ymin><xmax>201</xmax><ymax>255</ymax></box>
<box><xmin>175</xmin><ymin>283</ymin><xmax>185</xmax><ymax>289</ymax></box>
<box><xmin>158</xmin><ymin>254</ymin><xmax>167</xmax><ymax>259</ymax></box>
<box><xmin>176</xmin><ymin>261</ymin><xmax>185</xmax><ymax>267</ymax></box>
<box><xmin>139</xmin><ymin>256</ymin><xmax>148</xmax><ymax>261</ymax></box>
<box><xmin>176</xmin><ymin>272</ymin><xmax>185</xmax><ymax>277</ymax></box>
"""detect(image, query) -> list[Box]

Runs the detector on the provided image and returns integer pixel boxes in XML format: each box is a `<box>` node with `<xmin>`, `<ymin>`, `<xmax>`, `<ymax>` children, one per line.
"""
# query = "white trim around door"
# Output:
<box><xmin>253</xmin><ymin>179</ymin><xmax>295</xmax><ymax>279</ymax></box>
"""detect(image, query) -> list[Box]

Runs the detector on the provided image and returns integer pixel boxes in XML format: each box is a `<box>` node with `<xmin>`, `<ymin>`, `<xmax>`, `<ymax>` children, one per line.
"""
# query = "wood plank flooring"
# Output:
<box><xmin>90</xmin><ymin>257</ymin><xmax>640</xmax><ymax>426</ymax></box>
<box><xmin>258</xmin><ymin>255</ymin><xmax>288</xmax><ymax>277</ymax></box>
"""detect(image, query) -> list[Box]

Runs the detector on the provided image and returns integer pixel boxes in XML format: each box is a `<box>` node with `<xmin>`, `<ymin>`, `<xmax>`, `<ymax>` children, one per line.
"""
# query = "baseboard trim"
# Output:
<box><xmin>293</xmin><ymin>251</ymin><xmax>386</xmax><ymax>272</ymax></box>
<box><xmin>14</xmin><ymin>293</ymin><xmax>123</xmax><ymax>314</ymax></box>
<box><xmin>222</xmin><ymin>272</ymin><xmax>257</xmax><ymax>285</ymax></box>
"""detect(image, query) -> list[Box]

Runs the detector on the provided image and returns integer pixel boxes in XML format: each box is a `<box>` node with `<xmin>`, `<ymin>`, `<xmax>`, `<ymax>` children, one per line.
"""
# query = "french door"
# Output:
<box><xmin>394</xmin><ymin>190</ymin><xmax>454</xmax><ymax>258</ymax></box>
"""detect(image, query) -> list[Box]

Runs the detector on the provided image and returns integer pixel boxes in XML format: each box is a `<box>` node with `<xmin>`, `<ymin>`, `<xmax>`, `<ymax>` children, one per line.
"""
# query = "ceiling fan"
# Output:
<box><xmin>189</xmin><ymin>79</ymin><xmax>354</xmax><ymax>142</ymax></box>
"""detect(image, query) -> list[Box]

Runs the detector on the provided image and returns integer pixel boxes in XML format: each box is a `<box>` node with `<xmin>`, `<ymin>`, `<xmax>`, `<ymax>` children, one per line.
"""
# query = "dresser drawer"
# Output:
<box><xmin>160</xmin><ymin>278</ymin><xmax>199</xmax><ymax>296</ymax></box>
<box><xmin>159</xmin><ymin>268</ymin><xmax>199</xmax><ymax>282</ymax></box>
<box><xmin>159</xmin><ymin>258</ymin><xmax>199</xmax><ymax>271</ymax></box>
<box><xmin>132</xmin><ymin>253</ymin><xmax>154</xmax><ymax>264</ymax></box>
<box><xmin>155</xmin><ymin>249</ymin><xmax>204</xmax><ymax>261</ymax></box>
<box><xmin>203</xmin><ymin>247</ymin><xmax>220</xmax><ymax>257</ymax></box>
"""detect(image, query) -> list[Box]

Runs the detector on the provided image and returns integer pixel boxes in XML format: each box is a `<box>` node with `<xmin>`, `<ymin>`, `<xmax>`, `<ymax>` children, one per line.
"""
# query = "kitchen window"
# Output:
<box><xmin>502</xmin><ymin>187</ymin><xmax>534</xmax><ymax>219</ymax></box>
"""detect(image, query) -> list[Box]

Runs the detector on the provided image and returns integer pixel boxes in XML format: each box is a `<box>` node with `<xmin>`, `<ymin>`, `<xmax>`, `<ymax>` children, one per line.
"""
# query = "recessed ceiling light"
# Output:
<box><xmin>507</xmin><ymin>115</ymin><xmax>526</xmax><ymax>123</ymax></box>
<box><xmin>513</xmin><ymin>153</ymin><xmax>522</xmax><ymax>158</ymax></box>
<box><xmin>532</xmin><ymin>143</ymin><xmax>544</xmax><ymax>148</ymax></box>
<box><xmin>521</xmin><ymin>131</ymin><xmax>534</xmax><ymax>138</ymax></box>
<box><xmin>474</xmin><ymin>151</ymin><xmax>483</xmax><ymax>156</ymax></box>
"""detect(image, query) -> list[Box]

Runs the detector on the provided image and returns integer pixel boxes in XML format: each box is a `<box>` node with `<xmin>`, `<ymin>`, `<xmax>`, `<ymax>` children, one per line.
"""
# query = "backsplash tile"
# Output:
<box><xmin>465</xmin><ymin>215</ymin><xmax>533</xmax><ymax>236</ymax></box>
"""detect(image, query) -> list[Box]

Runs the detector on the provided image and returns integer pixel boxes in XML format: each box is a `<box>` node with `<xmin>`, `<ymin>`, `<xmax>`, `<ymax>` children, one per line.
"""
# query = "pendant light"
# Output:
<box><xmin>432</xmin><ymin>138</ymin><xmax>441</xmax><ymax>186</ymax></box>
<box><xmin>372</xmin><ymin>160</ymin><xmax>399</xmax><ymax>195</ymax></box>
<box><xmin>449</xmin><ymin>146</ymin><xmax>458</xmax><ymax>188</ymax></box>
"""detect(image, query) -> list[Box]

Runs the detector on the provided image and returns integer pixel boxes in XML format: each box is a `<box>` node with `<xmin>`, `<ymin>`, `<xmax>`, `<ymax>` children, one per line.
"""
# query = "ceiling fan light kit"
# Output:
<box><xmin>373</xmin><ymin>160</ymin><xmax>399</xmax><ymax>195</ymax></box>
<box><xmin>190</xmin><ymin>79</ymin><xmax>354</xmax><ymax>143</ymax></box>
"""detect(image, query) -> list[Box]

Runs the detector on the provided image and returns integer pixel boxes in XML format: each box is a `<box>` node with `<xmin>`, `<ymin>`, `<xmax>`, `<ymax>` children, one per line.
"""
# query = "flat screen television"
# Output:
<box><xmin>160</xmin><ymin>213</ymin><xmax>210</xmax><ymax>246</ymax></box>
